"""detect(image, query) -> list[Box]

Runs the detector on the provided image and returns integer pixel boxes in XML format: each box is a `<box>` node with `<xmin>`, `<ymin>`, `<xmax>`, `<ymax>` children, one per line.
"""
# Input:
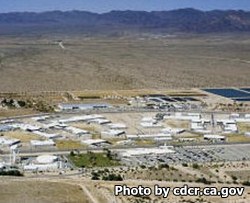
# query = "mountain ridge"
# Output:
<box><xmin>1</xmin><ymin>8</ymin><xmax>250</xmax><ymax>34</ymax></box>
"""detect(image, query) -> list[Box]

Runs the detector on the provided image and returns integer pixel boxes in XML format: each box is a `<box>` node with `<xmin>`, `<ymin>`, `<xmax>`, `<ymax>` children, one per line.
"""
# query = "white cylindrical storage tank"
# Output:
<box><xmin>36</xmin><ymin>155</ymin><xmax>58</xmax><ymax>164</ymax></box>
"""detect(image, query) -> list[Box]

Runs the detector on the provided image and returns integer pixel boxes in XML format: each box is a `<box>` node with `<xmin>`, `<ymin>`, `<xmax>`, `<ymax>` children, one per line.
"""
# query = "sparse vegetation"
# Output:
<box><xmin>195</xmin><ymin>177</ymin><xmax>213</xmax><ymax>185</ymax></box>
<box><xmin>56</xmin><ymin>140</ymin><xmax>83</xmax><ymax>150</ymax></box>
<box><xmin>192</xmin><ymin>163</ymin><xmax>200</xmax><ymax>169</ymax></box>
<box><xmin>102</xmin><ymin>173</ymin><xmax>123</xmax><ymax>181</ymax></box>
<box><xmin>69</xmin><ymin>151</ymin><xmax>120</xmax><ymax>168</ymax></box>
<box><xmin>0</xmin><ymin>170</ymin><xmax>23</xmax><ymax>176</ymax></box>
<box><xmin>0</xmin><ymin>36</ymin><xmax>249</xmax><ymax>92</ymax></box>
<box><xmin>242</xmin><ymin>181</ymin><xmax>250</xmax><ymax>186</ymax></box>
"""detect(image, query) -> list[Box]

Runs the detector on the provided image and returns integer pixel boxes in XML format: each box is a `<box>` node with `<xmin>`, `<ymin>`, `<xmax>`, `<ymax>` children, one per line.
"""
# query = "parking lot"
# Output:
<box><xmin>119</xmin><ymin>144</ymin><xmax>250</xmax><ymax>167</ymax></box>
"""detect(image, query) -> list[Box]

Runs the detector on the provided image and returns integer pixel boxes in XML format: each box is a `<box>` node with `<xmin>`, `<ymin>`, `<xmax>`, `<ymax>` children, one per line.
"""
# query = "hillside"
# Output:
<box><xmin>1</xmin><ymin>9</ymin><xmax>250</xmax><ymax>35</ymax></box>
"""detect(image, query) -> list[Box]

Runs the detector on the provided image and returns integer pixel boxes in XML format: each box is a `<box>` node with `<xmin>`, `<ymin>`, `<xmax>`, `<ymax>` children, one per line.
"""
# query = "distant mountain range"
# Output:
<box><xmin>1</xmin><ymin>8</ymin><xmax>250</xmax><ymax>35</ymax></box>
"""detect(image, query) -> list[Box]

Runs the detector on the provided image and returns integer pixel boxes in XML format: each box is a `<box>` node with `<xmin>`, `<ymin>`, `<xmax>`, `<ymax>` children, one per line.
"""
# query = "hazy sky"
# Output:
<box><xmin>0</xmin><ymin>0</ymin><xmax>250</xmax><ymax>13</ymax></box>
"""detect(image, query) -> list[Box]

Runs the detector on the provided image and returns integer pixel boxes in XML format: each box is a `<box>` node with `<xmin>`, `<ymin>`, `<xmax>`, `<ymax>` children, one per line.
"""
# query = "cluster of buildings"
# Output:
<box><xmin>0</xmin><ymin>106</ymin><xmax>249</xmax><ymax>172</ymax></box>
<box><xmin>128</xmin><ymin>94</ymin><xmax>201</xmax><ymax>111</ymax></box>
<box><xmin>58</xmin><ymin>103</ymin><xmax>111</xmax><ymax>111</ymax></box>
<box><xmin>1</xmin><ymin>111</ymin><xmax>250</xmax><ymax>151</ymax></box>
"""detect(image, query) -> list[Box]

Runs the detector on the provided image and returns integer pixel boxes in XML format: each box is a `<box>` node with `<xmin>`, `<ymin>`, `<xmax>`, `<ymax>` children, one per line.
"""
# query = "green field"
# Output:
<box><xmin>68</xmin><ymin>152</ymin><xmax>120</xmax><ymax>168</ymax></box>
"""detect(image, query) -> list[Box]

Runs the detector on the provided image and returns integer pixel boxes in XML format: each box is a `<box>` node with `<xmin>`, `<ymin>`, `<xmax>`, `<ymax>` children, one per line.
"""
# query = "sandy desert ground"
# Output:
<box><xmin>0</xmin><ymin>34</ymin><xmax>249</xmax><ymax>92</ymax></box>
<box><xmin>1</xmin><ymin>176</ymin><xmax>249</xmax><ymax>203</ymax></box>
<box><xmin>0</xmin><ymin>178</ymin><xmax>89</xmax><ymax>203</ymax></box>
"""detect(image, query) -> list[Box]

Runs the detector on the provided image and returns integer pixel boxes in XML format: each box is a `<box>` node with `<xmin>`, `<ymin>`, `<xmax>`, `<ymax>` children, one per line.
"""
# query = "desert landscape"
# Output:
<box><xmin>0</xmin><ymin>34</ymin><xmax>249</xmax><ymax>92</ymax></box>
<box><xmin>0</xmin><ymin>4</ymin><xmax>250</xmax><ymax>203</ymax></box>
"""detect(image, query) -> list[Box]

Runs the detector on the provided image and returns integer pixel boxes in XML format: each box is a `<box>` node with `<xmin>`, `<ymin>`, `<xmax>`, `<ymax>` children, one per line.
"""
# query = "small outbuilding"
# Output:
<box><xmin>204</xmin><ymin>134</ymin><xmax>226</xmax><ymax>142</ymax></box>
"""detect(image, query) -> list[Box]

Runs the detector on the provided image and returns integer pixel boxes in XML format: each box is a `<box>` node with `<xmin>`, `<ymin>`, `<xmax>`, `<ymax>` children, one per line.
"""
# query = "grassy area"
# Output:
<box><xmin>225</xmin><ymin>134</ymin><xmax>250</xmax><ymax>143</ymax></box>
<box><xmin>135</xmin><ymin>139</ymin><xmax>156</xmax><ymax>146</ymax></box>
<box><xmin>92</xmin><ymin>134</ymin><xmax>101</xmax><ymax>139</ymax></box>
<box><xmin>68</xmin><ymin>152</ymin><xmax>120</xmax><ymax>168</ymax></box>
<box><xmin>238</xmin><ymin>123</ymin><xmax>250</xmax><ymax>133</ymax></box>
<box><xmin>177</xmin><ymin>132</ymin><xmax>201</xmax><ymax>138</ymax></box>
<box><xmin>3</xmin><ymin>131</ymin><xmax>41</xmax><ymax>142</ymax></box>
<box><xmin>56</xmin><ymin>140</ymin><xmax>84</xmax><ymax>150</ymax></box>
<box><xmin>71</xmin><ymin>123</ymin><xmax>97</xmax><ymax>133</ymax></box>
<box><xmin>165</xmin><ymin>119</ymin><xmax>190</xmax><ymax>129</ymax></box>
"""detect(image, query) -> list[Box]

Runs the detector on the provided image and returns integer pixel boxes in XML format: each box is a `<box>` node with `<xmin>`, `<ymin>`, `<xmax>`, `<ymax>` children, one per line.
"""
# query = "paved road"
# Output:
<box><xmin>2</xmin><ymin>142</ymin><xmax>250</xmax><ymax>158</ymax></box>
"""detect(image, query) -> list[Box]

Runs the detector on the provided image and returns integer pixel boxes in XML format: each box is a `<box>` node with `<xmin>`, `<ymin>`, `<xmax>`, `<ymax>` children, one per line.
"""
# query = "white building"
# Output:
<box><xmin>154</xmin><ymin>137</ymin><xmax>173</xmax><ymax>141</ymax></box>
<box><xmin>65</xmin><ymin>126</ymin><xmax>89</xmax><ymax>136</ymax></box>
<box><xmin>58</xmin><ymin>114</ymin><xmax>104</xmax><ymax>123</ymax></box>
<box><xmin>191</xmin><ymin>122</ymin><xmax>205</xmax><ymax>131</ymax></box>
<box><xmin>30</xmin><ymin>140</ymin><xmax>55</xmax><ymax>147</ymax></box>
<box><xmin>81</xmin><ymin>139</ymin><xmax>110</xmax><ymax>147</ymax></box>
<box><xmin>161</xmin><ymin>127</ymin><xmax>185</xmax><ymax>135</ymax></box>
<box><xmin>141</xmin><ymin>117</ymin><xmax>156</xmax><ymax>123</ymax></box>
<box><xmin>31</xmin><ymin>116</ymin><xmax>50</xmax><ymax>122</ymax></box>
<box><xmin>191</xmin><ymin>119</ymin><xmax>210</xmax><ymax>124</ymax></box>
<box><xmin>164</xmin><ymin>112</ymin><xmax>201</xmax><ymax>121</ymax></box>
<box><xmin>140</xmin><ymin>122</ymin><xmax>162</xmax><ymax>128</ymax></box>
<box><xmin>0</xmin><ymin>125</ymin><xmax>15</xmax><ymax>132</ymax></box>
<box><xmin>32</xmin><ymin>131</ymin><xmax>61</xmax><ymax>139</ymax></box>
<box><xmin>127</xmin><ymin>133</ymin><xmax>172</xmax><ymax>140</ymax></box>
<box><xmin>230</xmin><ymin>113</ymin><xmax>240</xmax><ymax>119</ymax></box>
<box><xmin>117</xmin><ymin>146</ymin><xmax>175</xmax><ymax>157</ymax></box>
<box><xmin>107</xmin><ymin>123</ymin><xmax>127</xmax><ymax>129</ymax></box>
<box><xmin>0</xmin><ymin>119</ymin><xmax>15</xmax><ymax>124</ymax></box>
<box><xmin>88</xmin><ymin>118</ymin><xmax>111</xmax><ymax>125</ymax></box>
<box><xmin>216</xmin><ymin>119</ymin><xmax>236</xmax><ymax>125</ymax></box>
<box><xmin>43</xmin><ymin>122</ymin><xmax>68</xmax><ymax>129</ymax></box>
<box><xmin>204</xmin><ymin>134</ymin><xmax>226</xmax><ymax>142</ymax></box>
<box><xmin>147</xmin><ymin>97</ymin><xmax>166</xmax><ymax>103</ymax></box>
<box><xmin>58</xmin><ymin>103</ymin><xmax>111</xmax><ymax>111</ymax></box>
<box><xmin>178</xmin><ymin>138</ymin><xmax>197</xmax><ymax>142</ymax></box>
<box><xmin>223</xmin><ymin>124</ymin><xmax>238</xmax><ymax>132</ymax></box>
<box><xmin>0</xmin><ymin>162</ymin><xmax>6</xmax><ymax>169</ymax></box>
<box><xmin>217</xmin><ymin>119</ymin><xmax>238</xmax><ymax>133</ymax></box>
<box><xmin>101</xmin><ymin>130</ymin><xmax>125</xmax><ymax>137</ymax></box>
<box><xmin>0</xmin><ymin>137</ymin><xmax>20</xmax><ymax>147</ymax></box>
<box><xmin>12</xmin><ymin>123</ymin><xmax>41</xmax><ymax>132</ymax></box>
<box><xmin>235</xmin><ymin>118</ymin><xmax>250</xmax><ymax>123</ymax></box>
